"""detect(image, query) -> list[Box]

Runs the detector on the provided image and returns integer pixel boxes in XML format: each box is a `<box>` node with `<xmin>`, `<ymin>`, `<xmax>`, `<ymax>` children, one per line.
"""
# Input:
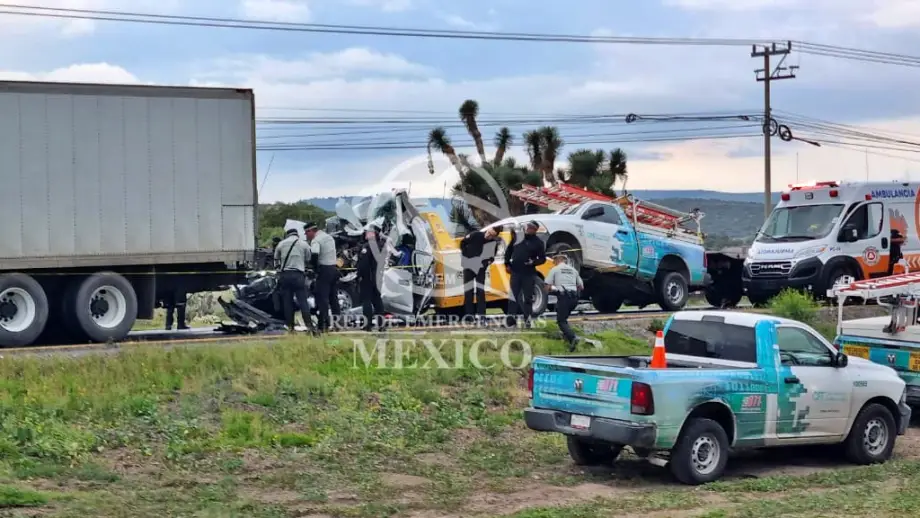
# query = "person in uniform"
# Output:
<box><xmin>545</xmin><ymin>253</ymin><xmax>584</xmax><ymax>350</ymax></box>
<box><xmin>504</xmin><ymin>221</ymin><xmax>546</xmax><ymax>327</ymax></box>
<box><xmin>163</xmin><ymin>288</ymin><xmax>189</xmax><ymax>331</ymax></box>
<box><xmin>357</xmin><ymin>224</ymin><xmax>386</xmax><ymax>332</ymax></box>
<box><xmin>274</xmin><ymin>227</ymin><xmax>315</xmax><ymax>334</ymax></box>
<box><xmin>305</xmin><ymin>222</ymin><xmax>341</xmax><ymax>332</ymax></box>
<box><xmin>460</xmin><ymin>226</ymin><xmax>500</xmax><ymax>321</ymax></box>
<box><xmin>888</xmin><ymin>228</ymin><xmax>906</xmax><ymax>276</ymax></box>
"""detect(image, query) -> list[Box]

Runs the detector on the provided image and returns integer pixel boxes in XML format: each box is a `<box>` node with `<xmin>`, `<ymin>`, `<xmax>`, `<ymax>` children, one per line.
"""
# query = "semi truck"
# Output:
<box><xmin>0</xmin><ymin>80</ymin><xmax>257</xmax><ymax>347</ymax></box>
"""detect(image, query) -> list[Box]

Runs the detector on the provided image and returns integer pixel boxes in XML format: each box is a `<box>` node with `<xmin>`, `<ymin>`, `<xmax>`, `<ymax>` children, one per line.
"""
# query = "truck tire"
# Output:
<box><xmin>704</xmin><ymin>286</ymin><xmax>742</xmax><ymax>309</ymax></box>
<box><xmin>669</xmin><ymin>418</ymin><xmax>729</xmax><ymax>485</ymax></box>
<box><xmin>68</xmin><ymin>272</ymin><xmax>138</xmax><ymax>343</ymax></box>
<box><xmin>591</xmin><ymin>293</ymin><xmax>623</xmax><ymax>313</ymax></box>
<box><xmin>547</xmin><ymin>242</ymin><xmax>581</xmax><ymax>271</ymax></box>
<box><xmin>844</xmin><ymin>403</ymin><xmax>896</xmax><ymax>465</ymax></box>
<box><xmin>532</xmin><ymin>277</ymin><xmax>548</xmax><ymax>316</ymax></box>
<box><xmin>0</xmin><ymin>273</ymin><xmax>49</xmax><ymax>348</ymax></box>
<box><xmin>656</xmin><ymin>271</ymin><xmax>689</xmax><ymax>311</ymax></box>
<box><xmin>746</xmin><ymin>293</ymin><xmax>772</xmax><ymax>307</ymax></box>
<box><xmin>566</xmin><ymin>436</ymin><xmax>622</xmax><ymax>466</ymax></box>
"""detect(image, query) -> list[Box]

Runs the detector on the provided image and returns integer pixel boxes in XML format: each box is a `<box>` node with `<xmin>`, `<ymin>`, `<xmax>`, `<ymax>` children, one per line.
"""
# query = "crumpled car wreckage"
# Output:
<box><xmin>220</xmin><ymin>190</ymin><xmax>437</xmax><ymax>331</ymax></box>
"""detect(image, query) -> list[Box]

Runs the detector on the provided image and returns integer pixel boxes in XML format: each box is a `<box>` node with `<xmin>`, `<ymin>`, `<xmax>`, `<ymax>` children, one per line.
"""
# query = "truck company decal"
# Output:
<box><xmin>871</xmin><ymin>188</ymin><xmax>916</xmax><ymax>199</ymax></box>
<box><xmin>863</xmin><ymin>246</ymin><xmax>880</xmax><ymax>266</ymax></box>
<box><xmin>642</xmin><ymin>245</ymin><xmax>656</xmax><ymax>258</ymax></box>
<box><xmin>739</xmin><ymin>394</ymin><xmax>765</xmax><ymax>413</ymax></box>
<box><xmin>597</xmin><ymin>379</ymin><xmax>618</xmax><ymax>392</ymax></box>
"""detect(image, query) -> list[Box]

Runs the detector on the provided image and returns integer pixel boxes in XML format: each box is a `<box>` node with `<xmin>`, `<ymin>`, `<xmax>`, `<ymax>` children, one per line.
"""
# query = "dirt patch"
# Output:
<box><xmin>381</xmin><ymin>473</ymin><xmax>431</xmax><ymax>488</ymax></box>
<box><xmin>241</xmin><ymin>488</ymin><xmax>303</xmax><ymax>505</ymax></box>
<box><xmin>416</xmin><ymin>453</ymin><xmax>454</xmax><ymax>467</ymax></box>
<box><xmin>465</xmin><ymin>482</ymin><xmax>639</xmax><ymax>516</ymax></box>
<box><xmin>99</xmin><ymin>448</ymin><xmax>163</xmax><ymax>477</ymax></box>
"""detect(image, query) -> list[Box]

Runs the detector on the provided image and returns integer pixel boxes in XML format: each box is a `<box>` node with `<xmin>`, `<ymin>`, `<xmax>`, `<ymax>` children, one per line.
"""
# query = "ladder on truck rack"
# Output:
<box><xmin>509</xmin><ymin>182</ymin><xmax>704</xmax><ymax>238</ymax></box>
<box><xmin>828</xmin><ymin>271</ymin><xmax>920</xmax><ymax>336</ymax></box>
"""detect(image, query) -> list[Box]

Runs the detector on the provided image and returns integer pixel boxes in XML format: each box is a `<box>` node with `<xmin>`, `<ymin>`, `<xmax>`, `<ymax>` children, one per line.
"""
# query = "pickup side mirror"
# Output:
<box><xmin>838</xmin><ymin>224</ymin><xmax>859</xmax><ymax>243</ymax></box>
<box><xmin>582</xmin><ymin>207</ymin><xmax>604</xmax><ymax>220</ymax></box>
<box><xmin>835</xmin><ymin>352</ymin><xmax>848</xmax><ymax>368</ymax></box>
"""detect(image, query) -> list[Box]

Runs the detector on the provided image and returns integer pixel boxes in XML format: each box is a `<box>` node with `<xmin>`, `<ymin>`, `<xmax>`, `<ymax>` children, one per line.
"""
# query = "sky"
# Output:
<box><xmin>3</xmin><ymin>0</ymin><xmax>920</xmax><ymax>203</ymax></box>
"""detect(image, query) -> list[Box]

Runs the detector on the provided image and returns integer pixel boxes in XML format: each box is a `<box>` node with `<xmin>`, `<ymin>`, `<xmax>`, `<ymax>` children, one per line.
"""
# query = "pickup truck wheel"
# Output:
<box><xmin>547</xmin><ymin>242</ymin><xmax>581</xmax><ymax>272</ymax></box>
<box><xmin>669</xmin><ymin>418</ymin><xmax>729</xmax><ymax>485</ymax></box>
<box><xmin>566</xmin><ymin>437</ymin><xmax>622</xmax><ymax>466</ymax></box>
<box><xmin>844</xmin><ymin>403</ymin><xmax>896</xmax><ymax>465</ymax></box>
<box><xmin>656</xmin><ymin>271</ymin><xmax>689</xmax><ymax>311</ymax></box>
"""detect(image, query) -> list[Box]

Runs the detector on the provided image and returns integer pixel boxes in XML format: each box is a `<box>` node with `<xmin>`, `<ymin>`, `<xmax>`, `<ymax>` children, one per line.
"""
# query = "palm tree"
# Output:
<box><xmin>539</xmin><ymin>126</ymin><xmax>563</xmax><ymax>185</ymax></box>
<box><xmin>493</xmin><ymin>127</ymin><xmax>512</xmax><ymax>166</ymax></box>
<box><xmin>523</xmin><ymin>130</ymin><xmax>542</xmax><ymax>173</ymax></box>
<box><xmin>459</xmin><ymin>99</ymin><xmax>486</xmax><ymax>164</ymax></box>
<box><xmin>608</xmin><ymin>148</ymin><xmax>628</xmax><ymax>194</ymax></box>
<box><xmin>565</xmin><ymin>149</ymin><xmax>605</xmax><ymax>186</ymax></box>
<box><xmin>428</xmin><ymin>127</ymin><xmax>464</xmax><ymax>173</ymax></box>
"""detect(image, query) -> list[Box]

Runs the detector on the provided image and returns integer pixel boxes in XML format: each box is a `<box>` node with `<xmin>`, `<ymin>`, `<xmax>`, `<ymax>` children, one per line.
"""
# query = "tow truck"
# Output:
<box><xmin>829</xmin><ymin>269</ymin><xmax>920</xmax><ymax>405</ymax></box>
<box><xmin>507</xmin><ymin>183</ymin><xmax>744</xmax><ymax>311</ymax></box>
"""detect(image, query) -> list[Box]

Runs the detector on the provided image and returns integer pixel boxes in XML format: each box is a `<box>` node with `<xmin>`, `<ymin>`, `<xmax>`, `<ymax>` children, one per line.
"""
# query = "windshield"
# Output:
<box><xmin>557</xmin><ymin>202</ymin><xmax>584</xmax><ymax>215</ymax></box>
<box><xmin>757</xmin><ymin>204</ymin><xmax>844</xmax><ymax>243</ymax></box>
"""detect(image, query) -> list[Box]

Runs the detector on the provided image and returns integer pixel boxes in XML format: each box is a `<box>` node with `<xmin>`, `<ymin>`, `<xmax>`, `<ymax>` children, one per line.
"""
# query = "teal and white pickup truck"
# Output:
<box><xmin>525</xmin><ymin>310</ymin><xmax>911</xmax><ymax>485</ymax></box>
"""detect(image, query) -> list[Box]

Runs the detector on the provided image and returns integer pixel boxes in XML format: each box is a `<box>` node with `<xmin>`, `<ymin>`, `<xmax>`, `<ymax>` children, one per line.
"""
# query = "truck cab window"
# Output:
<box><xmin>776</xmin><ymin>327</ymin><xmax>834</xmax><ymax>367</ymax></box>
<box><xmin>664</xmin><ymin>320</ymin><xmax>757</xmax><ymax>363</ymax></box>
<box><xmin>843</xmin><ymin>202</ymin><xmax>883</xmax><ymax>240</ymax></box>
<box><xmin>596</xmin><ymin>206</ymin><xmax>622</xmax><ymax>225</ymax></box>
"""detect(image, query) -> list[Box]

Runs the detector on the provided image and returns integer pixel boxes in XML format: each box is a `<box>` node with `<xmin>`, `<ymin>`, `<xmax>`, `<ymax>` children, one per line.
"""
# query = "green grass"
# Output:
<box><xmin>4</xmin><ymin>312</ymin><xmax>918</xmax><ymax>517</ymax></box>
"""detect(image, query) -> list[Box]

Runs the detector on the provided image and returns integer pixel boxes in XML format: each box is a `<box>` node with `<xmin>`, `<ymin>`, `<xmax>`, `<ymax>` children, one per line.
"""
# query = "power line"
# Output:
<box><xmin>5</xmin><ymin>4</ymin><xmax>920</xmax><ymax>68</ymax></box>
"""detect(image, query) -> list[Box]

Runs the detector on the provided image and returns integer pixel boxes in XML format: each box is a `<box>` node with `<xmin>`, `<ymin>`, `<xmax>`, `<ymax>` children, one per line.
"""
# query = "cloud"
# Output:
<box><xmin>239</xmin><ymin>0</ymin><xmax>311</xmax><ymax>21</ymax></box>
<box><xmin>440</xmin><ymin>14</ymin><xmax>497</xmax><ymax>31</ymax></box>
<box><xmin>199</xmin><ymin>48</ymin><xmax>434</xmax><ymax>84</ymax></box>
<box><xmin>667</xmin><ymin>0</ymin><xmax>920</xmax><ymax>29</ymax></box>
<box><xmin>345</xmin><ymin>0</ymin><xmax>413</xmax><ymax>11</ymax></box>
<box><xmin>0</xmin><ymin>62</ymin><xmax>140</xmax><ymax>83</ymax></box>
<box><xmin>0</xmin><ymin>0</ymin><xmax>183</xmax><ymax>38</ymax></box>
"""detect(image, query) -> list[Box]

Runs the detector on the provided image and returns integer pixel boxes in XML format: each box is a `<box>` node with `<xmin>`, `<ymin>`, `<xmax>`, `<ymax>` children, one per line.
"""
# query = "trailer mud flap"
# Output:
<box><xmin>217</xmin><ymin>296</ymin><xmax>286</xmax><ymax>332</ymax></box>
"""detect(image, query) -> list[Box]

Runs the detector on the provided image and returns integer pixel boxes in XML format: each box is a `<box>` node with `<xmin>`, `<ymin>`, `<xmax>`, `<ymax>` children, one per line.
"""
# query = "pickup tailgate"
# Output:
<box><xmin>531</xmin><ymin>356</ymin><xmax>636</xmax><ymax>421</ymax></box>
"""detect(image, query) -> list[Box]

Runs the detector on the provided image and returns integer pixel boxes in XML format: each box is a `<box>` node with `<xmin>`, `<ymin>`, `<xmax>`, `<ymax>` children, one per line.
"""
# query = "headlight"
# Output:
<box><xmin>794</xmin><ymin>245</ymin><xmax>826</xmax><ymax>260</ymax></box>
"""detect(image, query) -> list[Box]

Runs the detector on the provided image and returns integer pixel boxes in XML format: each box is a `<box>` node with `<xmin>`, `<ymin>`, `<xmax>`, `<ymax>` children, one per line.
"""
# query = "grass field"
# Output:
<box><xmin>4</xmin><ymin>311</ymin><xmax>919</xmax><ymax>516</ymax></box>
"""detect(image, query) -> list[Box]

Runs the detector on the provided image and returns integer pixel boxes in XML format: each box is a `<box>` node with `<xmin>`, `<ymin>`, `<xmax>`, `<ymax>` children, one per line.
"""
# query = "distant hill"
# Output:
<box><xmin>303</xmin><ymin>190</ymin><xmax>780</xmax><ymax>212</ymax></box>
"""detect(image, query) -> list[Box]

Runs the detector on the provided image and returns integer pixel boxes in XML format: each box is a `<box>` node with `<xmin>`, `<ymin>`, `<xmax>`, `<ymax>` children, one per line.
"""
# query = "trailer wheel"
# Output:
<box><xmin>69</xmin><ymin>273</ymin><xmax>137</xmax><ymax>343</ymax></box>
<box><xmin>704</xmin><ymin>286</ymin><xmax>743</xmax><ymax>309</ymax></box>
<box><xmin>0</xmin><ymin>274</ymin><xmax>49</xmax><ymax>347</ymax></box>
<box><xmin>591</xmin><ymin>293</ymin><xmax>623</xmax><ymax>313</ymax></box>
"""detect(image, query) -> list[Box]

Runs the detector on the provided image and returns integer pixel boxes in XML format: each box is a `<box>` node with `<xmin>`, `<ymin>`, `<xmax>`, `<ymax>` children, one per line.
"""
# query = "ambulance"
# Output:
<box><xmin>743</xmin><ymin>180</ymin><xmax>918</xmax><ymax>304</ymax></box>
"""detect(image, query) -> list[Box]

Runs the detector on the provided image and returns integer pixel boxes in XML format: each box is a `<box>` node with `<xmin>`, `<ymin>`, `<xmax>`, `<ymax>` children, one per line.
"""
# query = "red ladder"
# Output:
<box><xmin>830</xmin><ymin>271</ymin><xmax>920</xmax><ymax>299</ymax></box>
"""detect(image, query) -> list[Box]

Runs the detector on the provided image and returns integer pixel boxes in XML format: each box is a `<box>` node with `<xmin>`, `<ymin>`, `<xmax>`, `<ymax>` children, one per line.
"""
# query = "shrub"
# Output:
<box><xmin>647</xmin><ymin>318</ymin><xmax>665</xmax><ymax>334</ymax></box>
<box><xmin>768</xmin><ymin>289</ymin><xmax>821</xmax><ymax>324</ymax></box>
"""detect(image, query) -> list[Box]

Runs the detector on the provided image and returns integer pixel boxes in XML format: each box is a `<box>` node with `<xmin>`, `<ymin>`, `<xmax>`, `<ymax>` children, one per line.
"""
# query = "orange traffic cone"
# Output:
<box><xmin>650</xmin><ymin>330</ymin><xmax>667</xmax><ymax>369</ymax></box>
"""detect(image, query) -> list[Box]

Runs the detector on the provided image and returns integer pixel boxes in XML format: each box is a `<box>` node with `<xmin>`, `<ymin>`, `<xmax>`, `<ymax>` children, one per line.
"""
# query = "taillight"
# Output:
<box><xmin>833</xmin><ymin>340</ymin><xmax>840</xmax><ymax>351</ymax></box>
<box><xmin>631</xmin><ymin>382</ymin><xmax>655</xmax><ymax>415</ymax></box>
<box><xmin>703</xmin><ymin>253</ymin><xmax>708</xmax><ymax>268</ymax></box>
<box><xmin>528</xmin><ymin>367</ymin><xmax>534</xmax><ymax>395</ymax></box>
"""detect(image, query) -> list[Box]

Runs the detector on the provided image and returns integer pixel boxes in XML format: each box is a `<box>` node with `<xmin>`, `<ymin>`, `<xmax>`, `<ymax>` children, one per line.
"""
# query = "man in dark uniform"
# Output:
<box><xmin>504</xmin><ymin>221</ymin><xmax>546</xmax><ymax>327</ymax></box>
<box><xmin>888</xmin><ymin>228</ymin><xmax>906</xmax><ymax>276</ymax></box>
<box><xmin>274</xmin><ymin>227</ymin><xmax>316</xmax><ymax>334</ymax></box>
<box><xmin>357</xmin><ymin>224</ymin><xmax>386</xmax><ymax>332</ymax></box>
<box><xmin>163</xmin><ymin>288</ymin><xmax>189</xmax><ymax>331</ymax></box>
<box><xmin>460</xmin><ymin>226</ymin><xmax>500</xmax><ymax>321</ymax></box>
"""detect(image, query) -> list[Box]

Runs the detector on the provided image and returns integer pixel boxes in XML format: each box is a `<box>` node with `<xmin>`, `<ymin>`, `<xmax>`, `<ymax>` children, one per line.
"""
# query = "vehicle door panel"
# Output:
<box><xmin>581</xmin><ymin>204</ymin><xmax>636</xmax><ymax>272</ymax></box>
<box><xmin>775</xmin><ymin>326</ymin><xmax>852</xmax><ymax>440</ymax></box>
<box><xmin>839</xmin><ymin>201</ymin><xmax>887</xmax><ymax>278</ymax></box>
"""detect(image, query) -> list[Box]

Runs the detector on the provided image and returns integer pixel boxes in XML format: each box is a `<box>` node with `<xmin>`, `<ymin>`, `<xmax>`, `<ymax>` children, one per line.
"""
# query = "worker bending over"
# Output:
<box><xmin>460</xmin><ymin>226</ymin><xmax>500</xmax><ymax>322</ymax></box>
<box><xmin>545</xmin><ymin>253</ymin><xmax>583</xmax><ymax>350</ymax></box>
<box><xmin>357</xmin><ymin>224</ymin><xmax>387</xmax><ymax>332</ymax></box>
<box><xmin>305</xmin><ymin>222</ymin><xmax>341</xmax><ymax>333</ymax></box>
<box><xmin>504</xmin><ymin>221</ymin><xmax>546</xmax><ymax>327</ymax></box>
<box><xmin>274</xmin><ymin>228</ymin><xmax>316</xmax><ymax>334</ymax></box>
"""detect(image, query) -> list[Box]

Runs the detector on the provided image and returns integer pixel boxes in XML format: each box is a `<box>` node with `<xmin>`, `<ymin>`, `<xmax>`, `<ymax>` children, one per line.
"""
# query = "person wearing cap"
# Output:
<box><xmin>274</xmin><ymin>227</ymin><xmax>315</xmax><ymax>334</ymax></box>
<box><xmin>305</xmin><ymin>221</ymin><xmax>341</xmax><ymax>332</ymax></box>
<box><xmin>503</xmin><ymin>220</ymin><xmax>546</xmax><ymax>327</ymax></box>
<box><xmin>357</xmin><ymin>223</ymin><xmax>387</xmax><ymax>332</ymax></box>
<box><xmin>460</xmin><ymin>226</ymin><xmax>500</xmax><ymax>321</ymax></box>
<box><xmin>545</xmin><ymin>253</ymin><xmax>583</xmax><ymax>350</ymax></box>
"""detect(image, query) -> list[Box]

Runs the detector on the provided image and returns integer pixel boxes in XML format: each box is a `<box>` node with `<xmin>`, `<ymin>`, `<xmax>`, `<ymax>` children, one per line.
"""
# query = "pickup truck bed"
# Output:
<box><xmin>544</xmin><ymin>354</ymin><xmax>752</xmax><ymax>370</ymax></box>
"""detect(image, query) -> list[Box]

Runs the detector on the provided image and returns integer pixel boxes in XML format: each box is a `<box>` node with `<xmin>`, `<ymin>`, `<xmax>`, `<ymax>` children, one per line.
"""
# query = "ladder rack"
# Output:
<box><xmin>509</xmin><ymin>182</ymin><xmax>703</xmax><ymax>238</ymax></box>
<box><xmin>828</xmin><ymin>271</ymin><xmax>920</xmax><ymax>336</ymax></box>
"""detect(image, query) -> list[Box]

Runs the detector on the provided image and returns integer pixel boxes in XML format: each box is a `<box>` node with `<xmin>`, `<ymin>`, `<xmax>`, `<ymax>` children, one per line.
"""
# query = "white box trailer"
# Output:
<box><xmin>0</xmin><ymin>80</ymin><xmax>257</xmax><ymax>347</ymax></box>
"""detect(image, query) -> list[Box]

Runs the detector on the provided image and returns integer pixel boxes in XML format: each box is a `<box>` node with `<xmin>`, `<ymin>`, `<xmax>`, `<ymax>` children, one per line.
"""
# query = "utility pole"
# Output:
<box><xmin>752</xmin><ymin>42</ymin><xmax>797</xmax><ymax>220</ymax></box>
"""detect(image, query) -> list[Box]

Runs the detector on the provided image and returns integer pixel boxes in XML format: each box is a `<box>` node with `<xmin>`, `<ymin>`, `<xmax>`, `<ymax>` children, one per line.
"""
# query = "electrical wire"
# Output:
<box><xmin>4</xmin><ymin>4</ymin><xmax>920</xmax><ymax>68</ymax></box>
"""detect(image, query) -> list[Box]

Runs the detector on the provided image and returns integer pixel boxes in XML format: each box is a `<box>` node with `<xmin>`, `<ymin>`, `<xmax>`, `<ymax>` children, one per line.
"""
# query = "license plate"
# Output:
<box><xmin>843</xmin><ymin>345</ymin><xmax>870</xmax><ymax>360</ymax></box>
<box><xmin>910</xmin><ymin>354</ymin><xmax>920</xmax><ymax>372</ymax></box>
<box><xmin>570</xmin><ymin>414</ymin><xmax>591</xmax><ymax>429</ymax></box>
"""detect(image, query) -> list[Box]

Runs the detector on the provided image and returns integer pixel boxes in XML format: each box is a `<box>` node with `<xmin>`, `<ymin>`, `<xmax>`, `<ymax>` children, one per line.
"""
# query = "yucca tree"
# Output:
<box><xmin>565</xmin><ymin>148</ymin><xmax>605</xmax><ymax>186</ymax></box>
<box><xmin>523</xmin><ymin>130</ymin><xmax>542</xmax><ymax>173</ymax></box>
<box><xmin>608</xmin><ymin>148</ymin><xmax>628</xmax><ymax>194</ymax></box>
<box><xmin>459</xmin><ymin>99</ymin><xmax>486</xmax><ymax>164</ymax></box>
<box><xmin>493</xmin><ymin>127</ymin><xmax>512</xmax><ymax>166</ymax></box>
<box><xmin>539</xmin><ymin>126</ymin><xmax>563</xmax><ymax>185</ymax></box>
<box><xmin>428</xmin><ymin>127</ymin><xmax>464</xmax><ymax>174</ymax></box>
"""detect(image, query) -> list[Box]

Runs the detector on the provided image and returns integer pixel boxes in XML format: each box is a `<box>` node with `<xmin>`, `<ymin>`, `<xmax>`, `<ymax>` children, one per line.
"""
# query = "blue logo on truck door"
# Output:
<box><xmin>871</xmin><ymin>188</ymin><xmax>916</xmax><ymax>199</ymax></box>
